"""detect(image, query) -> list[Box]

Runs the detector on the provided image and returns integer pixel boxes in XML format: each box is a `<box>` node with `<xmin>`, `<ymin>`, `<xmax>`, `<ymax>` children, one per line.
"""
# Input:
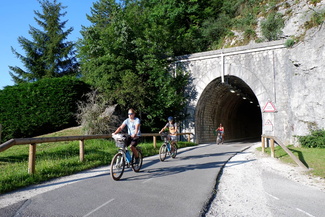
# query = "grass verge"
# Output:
<box><xmin>0</xmin><ymin>128</ymin><xmax>197</xmax><ymax>194</ymax></box>
<box><xmin>257</xmin><ymin>145</ymin><xmax>325</xmax><ymax>179</ymax></box>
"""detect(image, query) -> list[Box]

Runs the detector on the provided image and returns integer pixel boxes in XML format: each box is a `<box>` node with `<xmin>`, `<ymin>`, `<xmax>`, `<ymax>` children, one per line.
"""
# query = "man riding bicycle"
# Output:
<box><xmin>112</xmin><ymin>108</ymin><xmax>141</xmax><ymax>163</ymax></box>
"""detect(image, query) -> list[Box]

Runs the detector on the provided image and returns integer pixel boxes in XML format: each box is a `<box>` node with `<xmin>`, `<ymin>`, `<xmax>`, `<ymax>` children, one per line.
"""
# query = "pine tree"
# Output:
<box><xmin>9</xmin><ymin>0</ymin><xmax>79</xmax><ymax>83</ymax></box>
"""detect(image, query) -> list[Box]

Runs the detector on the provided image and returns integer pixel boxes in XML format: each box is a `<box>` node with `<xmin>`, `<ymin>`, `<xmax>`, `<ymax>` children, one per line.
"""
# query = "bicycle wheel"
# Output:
<box><xmin>171</xmin><ymin>143</ymin><xmax>178</xmax><ymax>158</ymax></box>
<box><xmin>216</xmin><ymin>135</ymin><xmax>221</xmax><ymax>145</ymax></box>
<box><xmin>159</xmin><ymin>143</ymin><xmax>167</xmax><ymax>161</ymax></box>
<box><xmin>131</xmin><ymin>148</ymin><xmax>143</xmax><ymax>172</ymax></box>
<box><xmin>110</xmin><ymin>152</ymin><xmax>125</xmax><ymax>181</ymax></box>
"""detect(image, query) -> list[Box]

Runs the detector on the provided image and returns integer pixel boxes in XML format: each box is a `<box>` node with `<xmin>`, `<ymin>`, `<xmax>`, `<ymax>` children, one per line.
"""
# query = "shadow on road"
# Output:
<box><xmin>119</xmin><ymin>143</ymin><xmax>255</xmax><ymax>182</ymax></box>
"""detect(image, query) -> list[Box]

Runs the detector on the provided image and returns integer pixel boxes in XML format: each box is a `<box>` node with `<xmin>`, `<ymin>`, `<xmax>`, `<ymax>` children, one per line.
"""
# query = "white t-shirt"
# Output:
<box><xmin>123</xmin><ymin>117</ymin><xmax>141</xmax><ymax>136</ymax></box>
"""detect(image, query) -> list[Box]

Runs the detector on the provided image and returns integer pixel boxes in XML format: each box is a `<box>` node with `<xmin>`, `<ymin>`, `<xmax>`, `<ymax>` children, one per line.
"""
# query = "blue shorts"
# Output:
<box><xmin>168</xmin><ymin>135</ymin><xmax>177</xmax><ymax>141</ymax></box>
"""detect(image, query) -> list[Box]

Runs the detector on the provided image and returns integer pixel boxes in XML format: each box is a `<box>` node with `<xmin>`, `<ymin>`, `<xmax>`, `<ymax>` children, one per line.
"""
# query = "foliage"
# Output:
<box><xmin>0</xmin><ymin>77</ymin><xmax>90</xmax><ymax>142</ymax></box>
<box><xmin>308</xmin><ymin>0</ymin><xmax>322</xmax><ymax>6</ymax></box>
<box><xmin>304</xmin><ymin>10</ymin><xmax>325</xmax><ymax>29</ymax></box>
<box><xmin>77</xmin><ymin>0</ymin><xmax>205</xmax><ymax>131</ymax></box>
<box><xmin>261</xmin><ymin>12</ymin><xmax>284</xmax><ymax>41</ymax></box>
<box><xmin>76</xmin><ymin>90</ymin><xmax>120</xmax><ymax>135</ymax></box>
<box><xmin>9</xmin><ymin>0</ymin><xmax>79</xmax><ymax>84</ymax></box>
<box><xmin>285</xmin><ymin>38</ymin><xmax>296</xmax><ymax>47</ymax></box>
<box><xmin>296</xmin><ymin>130</ymin><xmax>325</xmax><ymax>148</ymax></box>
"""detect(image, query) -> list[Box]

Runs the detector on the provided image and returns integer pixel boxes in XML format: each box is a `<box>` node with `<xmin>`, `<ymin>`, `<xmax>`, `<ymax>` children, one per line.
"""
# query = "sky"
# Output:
<box><xmin>0</xmin><ymin>0</ymin><xmax>96</xmax><ymax>89</ymax></box>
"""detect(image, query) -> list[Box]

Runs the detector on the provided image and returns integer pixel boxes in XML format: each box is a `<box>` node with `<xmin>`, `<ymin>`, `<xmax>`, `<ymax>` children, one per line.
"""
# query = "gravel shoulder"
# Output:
<box><xmin>205</xmin><ymin>143</ymin><xmax>325</xmax><ymax>217</ymax></box>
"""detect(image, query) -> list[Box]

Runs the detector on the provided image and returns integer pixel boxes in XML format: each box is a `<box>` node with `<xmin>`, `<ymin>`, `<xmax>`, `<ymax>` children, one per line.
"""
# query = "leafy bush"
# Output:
<box><xmin>76</xmin><ymin>90</ymin><xmax>121</xmax><ymax>135</ymax></box>
<box><xmin>297</xmin><ymin>130</ymin><xmax>325</xmax><ymax>148</ymax></box>
<box><xmin>285</xmin><ymin>38</ymin><xmax>295</xmax><ymax>47</ymax></box>
<box><xmin>0</xmin><ymin>77</ymin><xmax>90</xmax><ymax>142</ymax></box>
<box><xmin>261</xmin><ymin>12</ymin><xmax>284</xmax><ymax>41</ymax></box>
<box><xmin>304</xmin><ymin>10</ymin><xmax>325</xmax><ymax>29</ymax></box>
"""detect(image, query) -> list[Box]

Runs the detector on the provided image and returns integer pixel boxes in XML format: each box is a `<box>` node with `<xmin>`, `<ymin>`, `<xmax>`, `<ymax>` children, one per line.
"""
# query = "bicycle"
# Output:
<box><xmin>159</xmin><ymin>132</ymin><xmax>178</xmax><ymax>161</ymax></box>
<box><xmin>216</xmin><ymin>131</ymin><xmax>223</xmax><ymax>145</ymax></box>
<box><xmin>110</xmin><ymin>134</ymin><xmax>143</xmax><ymax>181</ymax></box>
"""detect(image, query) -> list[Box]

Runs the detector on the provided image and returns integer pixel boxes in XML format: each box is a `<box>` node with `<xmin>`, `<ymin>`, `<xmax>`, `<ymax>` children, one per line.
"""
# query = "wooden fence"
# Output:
<box><xmin>0</xmin><ymin>133</ymin><xmax>192</xmax><ymax>174</ymax></box>
<box><xmin>261</xmin><ymin>134</ymin><xmax>308</xmax><ymax>170</ymax></box>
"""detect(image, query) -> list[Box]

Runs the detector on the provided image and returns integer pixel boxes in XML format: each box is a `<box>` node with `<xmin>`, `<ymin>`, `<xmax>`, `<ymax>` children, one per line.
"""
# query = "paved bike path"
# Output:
<box><xmin>0</xmin><ymin>142</ymin><xmax>251</xmax><ymax>217</ymax></box>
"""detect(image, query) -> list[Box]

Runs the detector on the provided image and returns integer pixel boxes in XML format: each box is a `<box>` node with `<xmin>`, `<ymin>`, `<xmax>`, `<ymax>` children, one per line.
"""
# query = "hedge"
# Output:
<box><xmin>0</xmin><ymin>77</ymin><xmax>91</xmax><ymax>142</ymax></box>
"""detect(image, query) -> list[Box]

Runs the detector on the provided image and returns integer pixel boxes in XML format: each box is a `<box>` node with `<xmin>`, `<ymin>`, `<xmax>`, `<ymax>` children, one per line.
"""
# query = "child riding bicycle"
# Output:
<box><xmin>159</xmin><ymin>116</ymin><xmax>178</xmax><ymax>145</ymax></box>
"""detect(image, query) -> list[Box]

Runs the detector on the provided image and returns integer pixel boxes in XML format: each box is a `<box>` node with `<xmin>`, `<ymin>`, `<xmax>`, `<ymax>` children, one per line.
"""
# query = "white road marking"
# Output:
<box><xmin>265</xmin><ymin>191</ymin><xmax>279</xmax><ymax>200</ymax></box>
<box><xmin>142</xmin><ymin>178</ymin><xmax>153</xmax><ymax>184</ymax></box>
<box><xmin>83</xmin><ymin>198</ymin><xmax>115</xmax><ymax>217</ymax></box>
<box><xmin>296</xmin><ymin>208</ymin><xmax>315</xmax><ymax>217</ymax></box>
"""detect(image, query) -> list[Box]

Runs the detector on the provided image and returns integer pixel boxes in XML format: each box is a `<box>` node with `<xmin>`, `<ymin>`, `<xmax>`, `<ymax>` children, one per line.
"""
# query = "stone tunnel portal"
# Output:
<box><xmin>195</xmin><ymin>75</ymin><xmax>262</xmax><ymax>143</ymax></box>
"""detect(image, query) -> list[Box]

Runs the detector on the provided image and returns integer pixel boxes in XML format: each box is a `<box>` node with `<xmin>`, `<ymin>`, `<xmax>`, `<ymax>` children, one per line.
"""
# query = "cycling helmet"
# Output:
<box><xmin>168</xmin><ymin>116</ymin><xmax>174</xmax><ymax>121</ymax></box>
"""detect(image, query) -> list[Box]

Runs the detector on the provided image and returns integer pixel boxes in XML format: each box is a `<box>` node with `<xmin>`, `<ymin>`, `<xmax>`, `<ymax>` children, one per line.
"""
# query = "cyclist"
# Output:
<box><xmin>216</xmin><ymin>123</ymin><xmax>225</xmax><ymax>144</ymax></box>
<box><xmin>112</xmin><ymin>108</ymin><xmax>141</xmax><ymax>163</ymax></box>
<box><xmin>159</xmin><ymin>116</ymin><xmax>178</xmax><ymax>145</ymax></box>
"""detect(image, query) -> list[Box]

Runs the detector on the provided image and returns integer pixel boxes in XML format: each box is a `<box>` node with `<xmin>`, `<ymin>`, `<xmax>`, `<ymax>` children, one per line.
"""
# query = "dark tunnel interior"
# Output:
<box><xmin>195</xmin><ymin>76</ymin><xmax>262</xmax><ymax>143</ymax></box>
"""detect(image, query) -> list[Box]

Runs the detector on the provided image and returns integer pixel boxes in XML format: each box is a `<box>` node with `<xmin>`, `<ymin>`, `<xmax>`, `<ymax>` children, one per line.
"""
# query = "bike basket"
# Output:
<box><xmin>115</xmin><ymin>139</ymin><xmax>126</xmax><ymax>148</ymax></box>
<box><xmin>113</xmin><ymin>134</ymin><xmax>127</xmax><ymax>148</ymax></box>
<box><xmin>160</xmin><ymin>132</ymin><xmax>169</xmax><ymax>140</ymax></box>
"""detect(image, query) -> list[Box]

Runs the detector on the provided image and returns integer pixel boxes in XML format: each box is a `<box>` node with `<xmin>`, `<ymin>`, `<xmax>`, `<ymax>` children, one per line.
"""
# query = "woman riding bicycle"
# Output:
<box><xmin>216</xmin><ymin>123</ymin><xmax>225</xmax><ymax>144</ymax></box>
<box><xmin>112</xmin><ymin>108</ymin><xmax>141</xmax><ymax>163</ymax></box>
<box><xmin>159</xmin><ymin>116</ymin><xmax>178</xmax><ymax>145</ymax></box>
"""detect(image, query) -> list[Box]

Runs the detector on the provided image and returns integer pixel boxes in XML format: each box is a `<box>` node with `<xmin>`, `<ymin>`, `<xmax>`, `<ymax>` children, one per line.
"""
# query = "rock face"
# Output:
<box><xmin>179</xmin><ymin>25</ymin><xmax>325</xmax><ymax>145</ymax></box>
<box><xmin>285</xmin><ymin>25</ymin><xmax>325</xmax><ymax>139</ymax></box>
<box><xmin>177</xmin><ymin>0</ymin><xmax>325</xmax><ymax>145</ymax></box>
<box><xmin>280</xmin><ymin>0</ymin><xmax>325</xmax><ymax>38</ymax></box>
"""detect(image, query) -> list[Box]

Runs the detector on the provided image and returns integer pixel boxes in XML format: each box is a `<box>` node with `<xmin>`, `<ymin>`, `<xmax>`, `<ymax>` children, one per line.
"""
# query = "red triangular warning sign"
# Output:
<box><xmin>263</xmin><ymin>101</ymin><xmax>277</xmax><ymax>112</ymax></box>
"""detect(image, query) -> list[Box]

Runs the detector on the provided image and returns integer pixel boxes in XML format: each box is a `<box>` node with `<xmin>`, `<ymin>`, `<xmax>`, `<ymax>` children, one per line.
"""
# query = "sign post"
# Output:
<box><xmin>262</xmin><ymin>100</ymin><xmax>277</xmax><ymax>136</ymax></box>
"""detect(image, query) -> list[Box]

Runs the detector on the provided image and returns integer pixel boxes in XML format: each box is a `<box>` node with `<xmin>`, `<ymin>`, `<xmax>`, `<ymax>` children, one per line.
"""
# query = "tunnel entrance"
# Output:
<box><xmin>195</xmin><ymin>75</ymin><xmax>262</xmax><ymax>143</ymax></box>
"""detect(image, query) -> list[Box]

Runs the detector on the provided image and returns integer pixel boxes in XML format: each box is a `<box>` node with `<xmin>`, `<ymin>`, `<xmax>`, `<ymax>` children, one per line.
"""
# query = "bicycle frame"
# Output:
<box><xmin>117</xmin><ymin>148</ymin><xmax>131</xmax><ymax>164</ymax></box>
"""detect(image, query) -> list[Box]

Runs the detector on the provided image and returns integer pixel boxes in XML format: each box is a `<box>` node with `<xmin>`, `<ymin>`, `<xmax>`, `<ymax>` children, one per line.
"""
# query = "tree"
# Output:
<box><xmin>9</xmin><ymin>0</ymin><xmax>79</xmax><ymax>83</ymax></box>
<box><xmin>77</xmin><ymin>0</ymin><xmax>198</xmax><ymax>131</ymax></box>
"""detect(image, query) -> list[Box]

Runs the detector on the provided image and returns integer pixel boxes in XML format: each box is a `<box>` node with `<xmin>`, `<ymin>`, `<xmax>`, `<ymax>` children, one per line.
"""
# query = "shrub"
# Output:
<box><xmin>304</xmin><ymin>10</ymin><xmax>325</xmax><ymax>29</ymax></box>
<box><xmin>261</xmin><ymin>12</ymin><xmax>284</xmax><ymax>41</ymax></box>
<box><xmin>285</xmin><ymin>38</ymin><xmax>295</xmax><ymax>47</ymax></box>
<box><xmin>297</xmin><ymin>130</ymin><xmax>325</xmax><ymax>148</ymax></box>
<box><xmin>0</xmin><ymin>77</ymin><xmax>91</xmax><ymax>142</ymax></box>
<box><xmin>76</xmin><ymin>90</ymin><xmax>121</xmax><ymax>135</ymax></box>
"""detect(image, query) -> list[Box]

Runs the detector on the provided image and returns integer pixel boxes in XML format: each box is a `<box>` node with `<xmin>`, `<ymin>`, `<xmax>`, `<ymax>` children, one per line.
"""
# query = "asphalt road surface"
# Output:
<box><xmin>0</xmin><ymin>142</ymin><xmax>251</xmax><ymax>217</ymax></box>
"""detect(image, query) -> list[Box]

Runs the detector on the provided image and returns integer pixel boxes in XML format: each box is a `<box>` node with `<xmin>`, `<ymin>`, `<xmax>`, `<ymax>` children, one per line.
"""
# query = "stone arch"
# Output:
<box><xmin>195</xmin><ymin>75</ymin><xmax>262</xmax><ymax>143</ymax></box>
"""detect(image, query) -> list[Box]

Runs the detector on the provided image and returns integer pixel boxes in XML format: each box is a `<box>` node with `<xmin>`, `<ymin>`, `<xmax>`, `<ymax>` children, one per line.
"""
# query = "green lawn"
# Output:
<box><xmin>257</xmin><ymin>145</ymin><xmax>325</xmax><ymax>179</ymax></box>
<box><xmin>0</xmin><ymin>128</ymin><xmax>197</xmax><ymax>194</ymax></box>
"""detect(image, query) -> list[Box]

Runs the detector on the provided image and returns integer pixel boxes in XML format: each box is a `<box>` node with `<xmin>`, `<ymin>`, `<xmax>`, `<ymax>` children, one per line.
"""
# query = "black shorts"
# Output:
<box><xmin>126</xmin><ymin>136</ymin><xmax>140</xmax><ymax>147</ymax></box>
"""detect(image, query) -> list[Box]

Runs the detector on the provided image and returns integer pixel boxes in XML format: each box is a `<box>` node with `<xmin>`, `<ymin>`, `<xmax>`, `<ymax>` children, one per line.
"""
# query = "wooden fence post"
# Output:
<box><xmin>270</xmin><ymin>138</ymin><xmax>275</xmax><ymax>158</ymax></box>
<box><xmin>28</xmin><ymin>143</ymin><xmax>36</xmax><ymax>174</ymax></box>
<box><xmin>79</xmin><ymin>140</ymin><xmax>85</xmax><ymax>162</ymax></box>
<box><xmin>153</xmin><ymin>136</ymin><xmax>156</xmax><ymax>148</ymax></box>
<box><xmin>261</xmin><ymin>135</ymin><xmax>265</xmax><ymax>153</ymax></box>
<box><xmin>187</xmin><ymin>133</ymin><xmax>191</xmax><ymax>142</ymax></box>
